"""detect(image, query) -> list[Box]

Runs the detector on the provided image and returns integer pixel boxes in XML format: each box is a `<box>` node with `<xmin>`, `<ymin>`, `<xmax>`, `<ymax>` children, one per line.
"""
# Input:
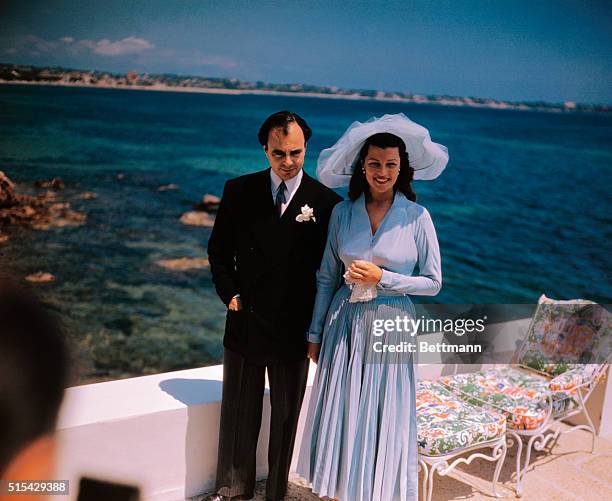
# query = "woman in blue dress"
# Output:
<box><xmin>296</xmin><ymin>114</ymin><xmax>448</xmax><ymax>501</ymax></box>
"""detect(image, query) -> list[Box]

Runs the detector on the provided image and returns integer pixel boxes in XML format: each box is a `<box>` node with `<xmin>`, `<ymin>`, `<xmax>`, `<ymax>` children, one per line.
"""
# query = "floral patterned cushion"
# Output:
<box><xmin>417</xmin><ymin>380</ymin><xmax>506</xmax><ymax>456</ymax></box>
<box><xmin>439</xmin><ymin>367</ymin><xmax>578</xmax><ymax>431</ymax></box>
<box><xmin>549</xmin><ymin>365</ymin><xmax>601</xmax><ymax>392</ymax></box>
<box><xmin>514</xmin><ymin>295</ymin><xmax>611</xmax><ymax>376</ymax></box>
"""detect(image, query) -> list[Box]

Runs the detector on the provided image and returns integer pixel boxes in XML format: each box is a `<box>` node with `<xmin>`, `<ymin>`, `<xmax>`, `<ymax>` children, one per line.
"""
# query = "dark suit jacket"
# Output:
<box><xmin>207</xmin><ymin>168</ymin><xmax>343</xmax><ymax>365</ymax></box>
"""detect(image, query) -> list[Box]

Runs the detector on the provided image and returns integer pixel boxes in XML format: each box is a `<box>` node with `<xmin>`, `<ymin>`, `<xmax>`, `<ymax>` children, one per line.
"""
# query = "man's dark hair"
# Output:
<box><xmin>0</xmin><ymin>281</ymin><xmax>70</xmax><ymax>474</ymax></box>
<box><xmin>257</xmin><ymin>111</ymin><xmax>312</xmax><ymax>146</ymax></box>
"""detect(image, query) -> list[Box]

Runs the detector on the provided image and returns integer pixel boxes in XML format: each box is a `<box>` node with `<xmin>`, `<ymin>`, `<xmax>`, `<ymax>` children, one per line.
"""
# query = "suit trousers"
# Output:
<box><xmin>215</xmin><ymin>347</ymin><xmax>309</xmax><ymax>500</ymax></box>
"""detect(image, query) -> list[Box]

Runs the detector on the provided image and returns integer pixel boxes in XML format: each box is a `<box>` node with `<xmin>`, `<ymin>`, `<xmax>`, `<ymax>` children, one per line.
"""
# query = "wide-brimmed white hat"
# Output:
<box><xmin>317</xmin><ymin>113</ymin><xmax>448</xmax><ymax>188</ymax></box>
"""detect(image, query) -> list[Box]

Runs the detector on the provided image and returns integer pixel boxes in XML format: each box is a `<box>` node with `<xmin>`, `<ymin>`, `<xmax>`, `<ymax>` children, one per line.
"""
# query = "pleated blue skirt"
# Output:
<box><xmin>297</xmin><ymin>285</ymin><xmax>418</xmax><ymax>501</ymax></box>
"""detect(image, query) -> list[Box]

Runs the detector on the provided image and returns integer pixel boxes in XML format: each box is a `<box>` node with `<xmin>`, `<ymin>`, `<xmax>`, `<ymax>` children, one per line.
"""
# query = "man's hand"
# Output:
<box><xmin>347</xmin><ymin>260</ymin><xmax>383</xmax><ymax>284</ymax></box>
<box><xmin>228</xmin><ymin>296</ymin><xmax>242</xmax><ymax>311</ymax></box>
<box><xmin>307</xmin><ymin>342</ymin><xmax>321</xmax><ymax>364</ymax></box>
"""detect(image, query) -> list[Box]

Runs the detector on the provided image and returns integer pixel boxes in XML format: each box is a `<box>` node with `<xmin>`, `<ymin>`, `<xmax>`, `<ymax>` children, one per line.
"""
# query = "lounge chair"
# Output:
<box><xmin>417</xmin><ymin>379</ymin><xmax>507</xmax><ymax>501</ymax></box>
<box><xmin>438</xmin><ymin>295</ymin><xmax>611</xmax><ymax>496</ymax></box>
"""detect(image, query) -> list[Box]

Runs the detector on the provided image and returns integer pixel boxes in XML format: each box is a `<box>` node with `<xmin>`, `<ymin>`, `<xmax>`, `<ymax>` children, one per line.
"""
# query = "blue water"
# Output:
<box><xmin>1</xmin><ymin>84</ymin><xmax>610</xmax><ymax>382</ymax></box>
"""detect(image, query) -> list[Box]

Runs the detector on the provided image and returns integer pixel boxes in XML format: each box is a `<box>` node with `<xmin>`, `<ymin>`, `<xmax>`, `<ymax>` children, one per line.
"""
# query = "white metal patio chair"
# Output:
<box><xmin>417</xmin><ymin>379</ymin><xmax>508</xmax><ymax>501</ymax></box>
<box><xmin>438</xmin><ymin>295</ymin><xmax>611</xmax><ymax>496</ymax></box>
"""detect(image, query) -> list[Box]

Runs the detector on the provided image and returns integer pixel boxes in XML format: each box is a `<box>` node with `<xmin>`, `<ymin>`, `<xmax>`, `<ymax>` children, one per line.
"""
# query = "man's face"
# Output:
<box><xmin>263</xmin><ymin>122</ymin><xmax>306</xmax><ymax>181</ymax></box>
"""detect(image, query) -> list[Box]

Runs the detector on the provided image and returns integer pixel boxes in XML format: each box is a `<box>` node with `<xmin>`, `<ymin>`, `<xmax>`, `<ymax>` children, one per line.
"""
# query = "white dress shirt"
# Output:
<box><xmin>270</xmin><ymin>168</ymin><xmax>303</xmax><ymax>216</ymax></box>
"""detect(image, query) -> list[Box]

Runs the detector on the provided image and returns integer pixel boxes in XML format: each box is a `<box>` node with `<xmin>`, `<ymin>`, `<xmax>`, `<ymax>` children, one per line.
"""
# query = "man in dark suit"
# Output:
<box><xmin>206</xmin><ymin>111</ymin><xmax>342</xmax><ymax>501</ymax></box>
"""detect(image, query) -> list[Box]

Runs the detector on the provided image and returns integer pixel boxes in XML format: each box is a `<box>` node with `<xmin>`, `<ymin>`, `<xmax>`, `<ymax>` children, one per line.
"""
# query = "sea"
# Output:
<box><xmin>0</xmin><ymin>84</ymin><xmax>610</xmax><ymax>382</ymax></box>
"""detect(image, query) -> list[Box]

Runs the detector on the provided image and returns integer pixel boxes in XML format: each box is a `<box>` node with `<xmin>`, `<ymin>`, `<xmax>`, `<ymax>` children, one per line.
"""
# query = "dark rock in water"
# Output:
<box><xmin>41</xmin><ymin>190</ymin><xmax>56</xmax><ymax>201</ymax></box>
<box><xmin>104</xmin><ymin>317</ymin><xmax>134</xmax><ymax>336</ymax></box>
<box><xmin>35</xmin><ymin>177</ymin><xmax>65</xmax><ymax>190</ymax></box>
<box><xmin>192</xmin><ymin>193</ymin><xmax>220</xmax><ymax>213</ymax></box>
<box><xmin>116</xmin><ymin>173</ymin><xmax>125</xmax><ymax>180</ymax></box>
<box><xmin>182</xmin><ymin>193</ymin><xmax>219</xmax><ymax>226</ymax></box>
<box><xmin>0</xmin><ymin>171</ymin><xmax>87</xmax><ymax>230</ymax></box>
<box><xmin>0</xmin><ymin>171</ymin><xmax>18</xmax><ymax>208</ymax></box>
<box><xmin>78</xmin><ymin>191</ymin><xmax>98</xmax><ymax>200</ymax></box>
<box><xmin>180</xmin><ymin>211</ymin><xmax>215</xmax><ymax>227</ymax></box>
<box><xmin>25</xmin><ymin>271</ymin><xmax>55</xmax><ymax>283</ymax></box>
<box><xmin>31</xmin><ymin>209</ymin><xmax>87</xmax><ymax>230</ymax></box>
<box><xmin>155</xmin><ymin>257</ymin><xmax>209</xmax><ymax>271</ymax></box>
<box><xmin>203</xmin><ymin>193</ymin><xmax>220</xmax><ymax>204</ymax></box>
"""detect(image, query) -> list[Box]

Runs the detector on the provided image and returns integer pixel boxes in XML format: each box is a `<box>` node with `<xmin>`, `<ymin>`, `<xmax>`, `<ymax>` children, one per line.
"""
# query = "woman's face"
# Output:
<box><xmin>363</xmin><ymin>145</ymin><xmax>400</xmax><ymax>197</ymax></box>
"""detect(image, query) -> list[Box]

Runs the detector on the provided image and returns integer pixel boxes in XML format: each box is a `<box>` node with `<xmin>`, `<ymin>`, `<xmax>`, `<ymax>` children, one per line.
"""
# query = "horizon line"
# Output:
<box><xmin>1</xmin><ymin>61</ymin><xmax>611</xmax><ymax>109</ymax></box>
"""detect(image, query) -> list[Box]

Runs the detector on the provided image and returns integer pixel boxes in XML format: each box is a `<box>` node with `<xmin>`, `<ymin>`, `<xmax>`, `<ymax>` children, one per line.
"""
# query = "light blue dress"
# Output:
<box><xmin>296</xmin><ymin>192</ymin><xmax>442</xmax><ymax>501</ymax></box>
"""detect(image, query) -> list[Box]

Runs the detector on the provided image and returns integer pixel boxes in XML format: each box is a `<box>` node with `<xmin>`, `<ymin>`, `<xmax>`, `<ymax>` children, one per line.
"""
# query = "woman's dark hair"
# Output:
<box><xmin>348</xmin><ymin>132</ymin><xmax>416</xmax><ymax>202</ymax></box>
<box><xmin>257</xmin><ymin>111</ymin><xmax>312</xmax><ymax>146</ymax></box>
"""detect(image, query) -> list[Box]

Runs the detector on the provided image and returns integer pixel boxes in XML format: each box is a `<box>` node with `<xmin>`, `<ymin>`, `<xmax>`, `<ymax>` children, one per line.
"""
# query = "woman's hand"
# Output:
<box><xmin>347</xmin><ymin>260</ymin><xmax>383</xmax><ymax>284</ymax></box>
<box><xmin>307</xmin><ymin>342</ymin><xmax>321</xmax><ymax>364</ymax></box>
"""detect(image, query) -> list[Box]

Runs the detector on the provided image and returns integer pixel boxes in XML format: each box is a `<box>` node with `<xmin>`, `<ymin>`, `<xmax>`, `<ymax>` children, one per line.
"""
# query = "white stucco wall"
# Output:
<box><xmin>54</xmin><ymin>318</ymin><xmax>611</xmax><ymax>500</ymax></box>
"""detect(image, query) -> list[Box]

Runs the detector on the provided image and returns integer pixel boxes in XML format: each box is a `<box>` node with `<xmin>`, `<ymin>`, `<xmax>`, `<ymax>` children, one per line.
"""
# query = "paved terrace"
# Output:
<box><xmin>56</xmin><ymin>320</ymin><xmax>612</xmax><ymax>501</ymax></box>
<box><xmin>192</xmin><ymin>425</ymin><xmax>612</xmax><ymax>501</ymax></box>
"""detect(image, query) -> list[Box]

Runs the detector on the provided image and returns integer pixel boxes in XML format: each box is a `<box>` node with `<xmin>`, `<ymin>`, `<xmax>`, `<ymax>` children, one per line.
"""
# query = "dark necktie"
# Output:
<box><xmin>275</xmin><ymin>181</ymin><xmax>287</xmax><ymax>217</ymax></box>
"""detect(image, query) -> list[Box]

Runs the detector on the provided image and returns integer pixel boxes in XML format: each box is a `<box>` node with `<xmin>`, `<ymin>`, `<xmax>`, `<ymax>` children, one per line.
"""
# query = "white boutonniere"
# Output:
<box><xmin>296</xmin><ymin>204</ymin><xmax>316</xmax><ymax>222</ymax></box>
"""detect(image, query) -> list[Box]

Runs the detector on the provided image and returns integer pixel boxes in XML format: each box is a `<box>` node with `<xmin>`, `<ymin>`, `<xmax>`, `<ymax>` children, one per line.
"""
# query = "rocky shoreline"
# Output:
<box><xmin>0</xmin><ymin>171</ymin><xmax>87</xmax><ymax>236</ymax></box>
<box><xmin>1</xmin><ymin>170</ymin><xmax>220</xmax><ymax>277</ymax></box>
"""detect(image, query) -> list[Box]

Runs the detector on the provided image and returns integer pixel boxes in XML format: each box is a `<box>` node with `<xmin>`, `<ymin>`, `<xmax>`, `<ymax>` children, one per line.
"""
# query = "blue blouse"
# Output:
<box><xmin>307</xmin><ymin>192</ymin><xmax>442</xmax><ymax>343</ymax></box>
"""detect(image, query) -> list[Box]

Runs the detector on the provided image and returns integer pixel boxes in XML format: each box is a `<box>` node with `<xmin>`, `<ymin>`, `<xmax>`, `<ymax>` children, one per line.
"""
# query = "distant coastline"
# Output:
<box><xmin>1</xmin><ymin>63</ymin><xmax>609</xmax><ymax>114</ymax></box>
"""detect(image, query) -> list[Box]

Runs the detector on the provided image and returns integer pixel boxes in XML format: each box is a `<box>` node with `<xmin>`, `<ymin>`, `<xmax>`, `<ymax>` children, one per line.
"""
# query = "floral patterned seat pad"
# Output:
<box><xmin>417</xmin><ymin>379</ymin><xmax>506</xmax><ymax>456</ymax></box>
<box><xmin>439</xmin><ymin>367</ymin><xmax>578</xmax><ymax>431</ymax></box>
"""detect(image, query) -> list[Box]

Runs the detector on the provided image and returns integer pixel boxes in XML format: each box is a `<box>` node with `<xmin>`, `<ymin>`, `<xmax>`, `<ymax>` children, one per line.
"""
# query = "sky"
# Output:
<box><xmin>1</xmin><ymin>0</ymin><xmax>611</xmax><ymax>104</ymax></box>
